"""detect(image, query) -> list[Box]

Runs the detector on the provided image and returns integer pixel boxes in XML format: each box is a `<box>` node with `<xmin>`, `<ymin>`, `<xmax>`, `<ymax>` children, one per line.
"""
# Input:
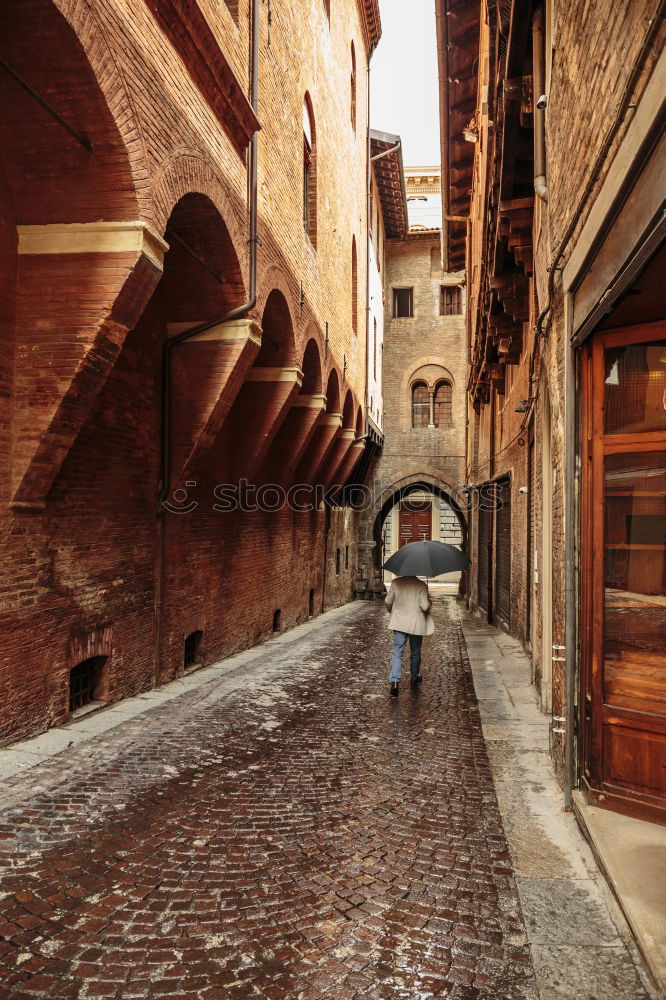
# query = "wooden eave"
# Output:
<box><xmin>468</xmin><ymin>0</ymin><xmax>537</xmax><ymax>404</ymax></box>
<box><xmin>370</xmin><ymin>131</ymin><xmax>408</xmax><ymax>239</ymax></box>
<box><xmin>143</xmin><ymin>0</ymin><xmax>259</xmax><ymax>156</ymax></box>
<box><xmin>357</xmin><ymin>0</ymin><xmax>382</xmax><ymax>53</ymax></box>
<box><xmin>436</xmin><ymin>0</ymin><xmax>480</xmax><ymax>271</ymax></box>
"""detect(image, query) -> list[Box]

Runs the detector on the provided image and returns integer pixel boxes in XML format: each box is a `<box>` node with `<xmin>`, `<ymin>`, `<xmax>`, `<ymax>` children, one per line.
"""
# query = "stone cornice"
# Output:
<box><xmin>142</xmin><ymin>0</ymin><xmax>260</xmax><ymax>156</ymax></box>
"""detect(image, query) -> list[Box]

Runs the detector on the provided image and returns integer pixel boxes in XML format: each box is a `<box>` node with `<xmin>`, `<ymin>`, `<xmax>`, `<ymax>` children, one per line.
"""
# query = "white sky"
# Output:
<box><xmin>370</xmin><ymin>0</ymin><xmax>441</xmax><ymax>168</ymax></box>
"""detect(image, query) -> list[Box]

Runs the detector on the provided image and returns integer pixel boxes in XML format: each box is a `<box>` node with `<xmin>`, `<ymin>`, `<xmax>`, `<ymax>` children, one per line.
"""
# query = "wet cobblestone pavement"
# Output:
<box><xmin>0</xmin><ymin>597</ymin><xmax>540</xmax><ymax>999</ymax></box>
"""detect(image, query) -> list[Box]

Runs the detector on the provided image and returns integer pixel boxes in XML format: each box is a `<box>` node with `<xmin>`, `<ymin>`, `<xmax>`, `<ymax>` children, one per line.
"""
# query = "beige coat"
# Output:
<box><xmin>385</xmin><ymin>576</ymin><xmax>434</xmax><ymax>635</ymax></box>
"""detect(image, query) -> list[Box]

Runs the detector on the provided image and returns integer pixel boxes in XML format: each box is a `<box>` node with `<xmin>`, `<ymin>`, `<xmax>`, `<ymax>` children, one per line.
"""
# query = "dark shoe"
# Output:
<box><xmin>390</xmin><ymin>682</ymin><xmax>399</xmax><ymax>697</ymax></box>
<box><xmin>410</xmin><ymin>674</ymin><xmax>423</xmax><ymax>690</ymax></box>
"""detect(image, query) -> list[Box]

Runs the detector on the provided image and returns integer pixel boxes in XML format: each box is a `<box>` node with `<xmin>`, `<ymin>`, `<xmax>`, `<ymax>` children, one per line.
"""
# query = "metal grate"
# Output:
<box><xmin>69</xmin><ymin>657</ymin><xmax>102</xmax><ymax>712</ymax></box>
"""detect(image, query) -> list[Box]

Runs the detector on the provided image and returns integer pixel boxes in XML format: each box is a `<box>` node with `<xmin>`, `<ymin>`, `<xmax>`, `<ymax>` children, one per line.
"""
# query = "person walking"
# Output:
<box><xmin>385</xmin><ymin>574</ymin><xmax>434</xmax><ymax>696</ymax></box>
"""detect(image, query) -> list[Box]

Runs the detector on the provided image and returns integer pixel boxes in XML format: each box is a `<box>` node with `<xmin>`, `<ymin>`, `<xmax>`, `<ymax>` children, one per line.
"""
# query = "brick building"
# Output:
<box><xmin>0</xmin><ymin>0</ymin><xmax>381</xmax><ymax>744</ymax></box>
<box><xmin>357</xmin><ymin>166</ymin><xmax>468</xmax><ymax>596</ymax></box>
<box><xmin>438</xmin><ymin>0</ymin><xmax>665</xmax><ymax>822</ymax></box>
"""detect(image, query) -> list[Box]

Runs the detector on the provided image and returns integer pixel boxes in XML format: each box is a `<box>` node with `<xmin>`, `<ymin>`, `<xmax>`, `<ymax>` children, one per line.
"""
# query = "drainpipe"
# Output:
<box><xmin>564</xmin><ymin>293</ymin><xmax>576</xmax><ymax>809</ymax></box>
<box><xmin>532</xmin><ymin>6</ymin><xmax>548</xmax><ymax>203</ymax></box>
<box><xmin>153</xmin><ymin>0</ymin><xmax>260</xmax><ymax>685</ymax></box>
<box><xmin>365</xmin><ymin>44</ymin><xmax>376</xmax><ymax>434</ymax></box>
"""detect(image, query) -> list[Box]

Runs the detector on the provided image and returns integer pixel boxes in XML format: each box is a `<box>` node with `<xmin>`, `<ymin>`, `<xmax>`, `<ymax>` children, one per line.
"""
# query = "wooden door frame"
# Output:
<box><xmin>580</xmin><ymin>319</ymin><xmax>666</xmax><ymax>822</ymax></box>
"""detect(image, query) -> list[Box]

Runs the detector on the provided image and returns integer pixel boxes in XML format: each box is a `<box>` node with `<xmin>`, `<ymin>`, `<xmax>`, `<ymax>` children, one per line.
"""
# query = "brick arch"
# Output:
<box><xmin>409</xmin><ymin>363</ymin><xmax>455</xmax><ymax>389</ymax></box>
<box><xmin>1</xmin><ymin>0</ymin><xmax>140</xmax><ymax>223</ymax></box>
<box><xmin>356</xmin><ymin>405</ymin><xmax>364</xmax><ymax>436</ymax></box>
<box><xmin>255</xmin><ymin>289</ymin><xmax>297</xmax><ymax>368</ymax></box>
<box><xmin>298</xmin><ymin>320</ymin><xmax>326</xmax><ymax>374</ymax></box>
<box><xmin>162</xmin><ymin>192</ymin><xmax>246</xmax><ymax>322</ymax></box>
<box><xmin>400</xmin><ymin>355</ymin><xmax>458</xmax><ymax>428</ymax></box>
<box><xmin>356</xmin><ymin>470</ymin><xmax>469</xmax><ymax>596</ymax></box>
<box><xmin>53</xmin><ymin>0</ymin><xmax>150</xmax><ymax>193</ymax></box>
<box><xmin>324</xmin><ymin>368</ymin><xmax>341</xmax><ymax>414</ymax></box>
<box><xmin>255</xmin><ymin>266</ymin><xmax>299</xmax><ymax>338</ymax></box>
<box><xmin>151</xmin><ymin>151</ymin><xmax>247</xmax><ymax>288</ymax></box>
<box><xmin>341</xmin><ymin>390</ymin><xmax>355</xmax><ymax>429</ymax></box>
<box><xmin>301</xmin><ymin>338</ymin><xmax>323</xmax><ymax>395</ymax></box>
<box><xmin>2</xmin><ymin>0</ymin><xmax>167</xmax><ymax>507</ymax></box>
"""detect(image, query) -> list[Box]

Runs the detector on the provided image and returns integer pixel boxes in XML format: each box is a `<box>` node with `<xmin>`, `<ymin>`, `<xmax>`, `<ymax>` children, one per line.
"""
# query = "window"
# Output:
<box><xmin>440</xmin><ymin>285</ymin><xmax>462</xmax><ymax>315</ymax></box>
<box><xmin>373</xmin><ymin>318</ymin><xmax>377</xmax><ymax>380</ymax></box>
<box><xmin>184</xmin><ymin>630</ymin><xmax>203</xmax><ymax>670</ymax></box>
<box><xmin>412</xmin><ymin>382</ymin><xmax>429</xmax><ymax>428</ymax></box>
<box><xmin>272</xmin><ymin>609</ymin><xmax>282</xmax><ymax>632</ymax></box>
<box><xmin>350</xmin><ymin>42</ymin><xmax>357</xmax><ymax>131</ymax></box>
<box><xmin>345</xmin><ymin>545</ymin><xmax>349</xmax><ymax>570</ymax></box>
<box><xmin>434</xmin><ymin>380</ymin><xmax>453</xmax><ymax>428</ymax></box>
<box><xmin>393</xmin><ymin>287</ymin><xmax>413</xmax><ymax>318</ymax></box>
<box><xmin>351</xmin><ymin>236</ymin><xmax>358</xmax><ymax>334</ymax></box>
<box><xmin>309</xmin><ymin>588</ymin><xmax>315</xmax><ymax>616</ymax></box>
<box><xmin>336</xmin><ymin>548</ymin><xmax>341</xmax><ymax>574</ymax></box>
<box><xmin>303</xmin><ymin>96</ymin><xmax>317</xmax><ymax>245</ymax></box>
<box><xmin>69</xmin><ymin>657</ymin><xmax>105</xmax><ymax>712</ymax></box>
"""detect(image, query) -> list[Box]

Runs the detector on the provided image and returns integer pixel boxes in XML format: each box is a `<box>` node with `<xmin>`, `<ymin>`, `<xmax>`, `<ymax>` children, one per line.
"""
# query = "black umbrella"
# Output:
<box><xmin>383</xmin><ymin>540</ymin><xmax>468</xmax><ymax>577</ymax></box>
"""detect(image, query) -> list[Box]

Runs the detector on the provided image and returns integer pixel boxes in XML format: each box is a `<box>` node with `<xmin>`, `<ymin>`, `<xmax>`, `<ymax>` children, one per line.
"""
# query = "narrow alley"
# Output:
<box><xmin>0</xmin><ymin>597</ymin><xmax>654</xmax><ymax>1000</ymax></box>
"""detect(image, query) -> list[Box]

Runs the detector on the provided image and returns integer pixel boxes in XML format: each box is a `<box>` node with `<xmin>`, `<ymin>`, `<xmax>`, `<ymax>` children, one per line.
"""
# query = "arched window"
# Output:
<box><xmin>434</xmin><ymin>380</ymin><xmax>453</xmax><ymax>428</ymax></box>
<box><xmin>412</xmin><ymin>382</ymin><xmax>429</xmax><ymax>428</ymax></box>
<box><xmin>351</xmin><ymin>236</ymin><xmax>358</xmax><ymax>335</ymax></box>
<box><xmin>303</xmin><ymin>96</ymin><xmax>317</xmax><ymax>245</ymax></box>
<box><xmin>350</xmin><ymin>42</ymin><xmax>357</xmax><ymax>131</ymax></box>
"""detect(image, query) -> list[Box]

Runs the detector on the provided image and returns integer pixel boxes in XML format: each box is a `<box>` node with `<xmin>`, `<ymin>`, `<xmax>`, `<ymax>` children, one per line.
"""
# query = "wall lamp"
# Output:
<box><xmin>515</xmin><ymin>398</ymin><xmax>535</xmax><ymax>413</ymax></box>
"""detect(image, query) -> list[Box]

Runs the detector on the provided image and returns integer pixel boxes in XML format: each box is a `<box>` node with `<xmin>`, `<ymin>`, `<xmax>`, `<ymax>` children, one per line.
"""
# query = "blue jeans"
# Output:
<box><xmin>389</xmin><ymin>631</ymin><xmax>423</xmax><ymax>683</ymax></box>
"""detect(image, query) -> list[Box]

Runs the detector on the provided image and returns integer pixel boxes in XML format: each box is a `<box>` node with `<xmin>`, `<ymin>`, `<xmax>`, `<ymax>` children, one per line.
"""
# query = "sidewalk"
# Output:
<box><xmin>459</xmin><ymin>605</ymin><xmax>664</xmax><ymax>999</ymax></box>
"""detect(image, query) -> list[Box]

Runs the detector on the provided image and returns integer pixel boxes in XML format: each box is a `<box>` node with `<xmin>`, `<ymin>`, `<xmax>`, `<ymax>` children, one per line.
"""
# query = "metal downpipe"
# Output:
<box><xmin>532</xmin><ymin>7</ymin><xmax>548</xmax><ymax>203</ymax></box>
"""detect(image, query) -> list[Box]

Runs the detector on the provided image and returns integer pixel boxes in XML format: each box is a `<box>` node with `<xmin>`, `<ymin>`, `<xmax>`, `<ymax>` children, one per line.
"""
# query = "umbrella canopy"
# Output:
<box><xmin>383</xmin><ymin>539</ymin><xmax>468</xmax><ymax>578</ymax></box>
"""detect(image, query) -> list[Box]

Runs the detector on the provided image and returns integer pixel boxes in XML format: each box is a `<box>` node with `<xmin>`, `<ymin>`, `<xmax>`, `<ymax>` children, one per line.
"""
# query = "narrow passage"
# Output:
<box><xmin>0</xmin><ymin>598</ymin><xmax>550</xmax><ymax>999</ymax></box>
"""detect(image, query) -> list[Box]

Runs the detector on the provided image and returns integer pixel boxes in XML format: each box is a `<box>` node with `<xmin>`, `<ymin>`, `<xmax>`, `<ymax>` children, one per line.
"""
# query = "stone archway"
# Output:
<box><xmin>357</xmin><ymin>472</ymin><xmax>469</xmax><ymax>598</ymax></box>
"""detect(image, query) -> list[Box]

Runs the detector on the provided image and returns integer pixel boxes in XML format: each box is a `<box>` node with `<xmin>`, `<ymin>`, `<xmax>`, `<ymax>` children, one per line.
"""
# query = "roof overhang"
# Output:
<box><xmin>358</xmin><ymin>0</ymin><xmax>382</xmax><ymax>54</ymax></box>
<box><xmin>436</xmin><ymin>0</ymin><xmax>480</xmax><ymax>270</ymax></box>
<box><xmin>370</xmin><ymin>129</ymin><xmax>409</xmax><ymax>239</ymax></box>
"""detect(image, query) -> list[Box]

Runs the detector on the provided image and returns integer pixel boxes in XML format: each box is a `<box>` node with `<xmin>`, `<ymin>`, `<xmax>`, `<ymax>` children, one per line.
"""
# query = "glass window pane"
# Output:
<box><xmin>434</xmin><ymin>381</ymin><xmax>452</xmax><ymax>428</ymax></box>
<box><xmin>412</xmin><ymin>383</ymin><xmax>429</xmax><ymax>427</ymax></box>
<box><xmin>603</xmin><ymin>451</ymin><xmax>666</xmax><ymax>713</ymax></box>
<box><xmin>604</xmin><ymin>339</ymin><xmax>666</xmax><ymax>434</ymax></box>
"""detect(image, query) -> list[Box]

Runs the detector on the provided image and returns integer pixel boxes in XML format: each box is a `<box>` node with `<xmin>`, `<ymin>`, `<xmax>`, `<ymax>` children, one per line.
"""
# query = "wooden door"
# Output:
<box><xmin>399</xmin><ymin>501</ymin><xmax>432</xmax><ymax>546</ymax></box>
<box><xmin>495</xmin><ymin>478</ymin><xmax>512</xmax><ymax>630</ymax></box>
<box><xmin>477</xmin><ymin>502</ymin><xmax>492</xmax><ymax>620</ymax></box>
<box><xmin>581</xmin><ymin>321</ymin><xmax>666</xmax><ymax>823</ymax></box>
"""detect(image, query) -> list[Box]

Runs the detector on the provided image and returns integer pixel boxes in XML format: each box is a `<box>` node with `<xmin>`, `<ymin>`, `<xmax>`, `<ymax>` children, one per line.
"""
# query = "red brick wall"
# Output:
<box><xmin>0</xmin><ymin>0</ymin><xmax>375</xmax><ymax>743</ymax></box>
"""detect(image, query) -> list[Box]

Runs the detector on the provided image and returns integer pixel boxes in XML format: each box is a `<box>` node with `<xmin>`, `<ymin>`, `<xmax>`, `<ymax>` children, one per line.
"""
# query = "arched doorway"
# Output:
<box><xmin>363</xmin><ymin>476</ymin><xmax>468</xmax><ymax>596</ymax></box>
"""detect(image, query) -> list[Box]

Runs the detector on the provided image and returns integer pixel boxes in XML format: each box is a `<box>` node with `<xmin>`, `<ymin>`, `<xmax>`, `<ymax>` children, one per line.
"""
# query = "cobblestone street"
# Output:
<box><xmin>0</xmin><ymin>598</ymin><xmax>653</xmax><ymax>999</ymax></box>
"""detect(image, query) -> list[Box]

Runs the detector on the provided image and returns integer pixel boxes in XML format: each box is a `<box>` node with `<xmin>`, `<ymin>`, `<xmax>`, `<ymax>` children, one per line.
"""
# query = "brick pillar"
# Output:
<box><xmin>169</xmin><ymin>317</ymin><xmax>262</xmax><ymax>484</ymax></box>
<box><xmin>319</xmin><ymin>429</ymin><xmax>357</xmax><ymax>490</ymax></box>
<box><xmin>12</xmin><ymin>222</ymin><xmax>166</xmax><ymax>508</ymax></box>
<box><xmin>259</xmin><ymin>393</ymin><xmax>327</xmax><ymax>486</ymax></box>
<box><xmin>229</xmin><ymin>367</ymin><xmax>304</xmax><ymax>481</ymax></box>
<box><xmin>296</xmin><ymin>413</ymin><xmax>342</xmax><ymax>484</ymax></box>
